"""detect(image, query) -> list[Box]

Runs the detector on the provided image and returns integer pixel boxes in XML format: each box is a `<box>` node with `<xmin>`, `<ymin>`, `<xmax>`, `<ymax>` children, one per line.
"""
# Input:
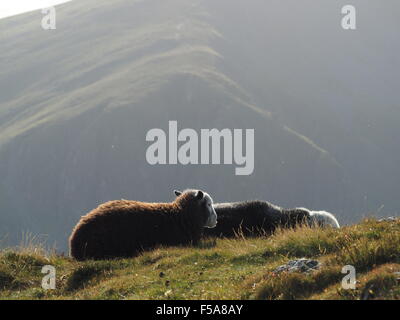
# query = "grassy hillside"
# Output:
<box><xmin>0</xmin><ymin>218</ymin><xmax>399</xmax><ymax>300</ymax></box>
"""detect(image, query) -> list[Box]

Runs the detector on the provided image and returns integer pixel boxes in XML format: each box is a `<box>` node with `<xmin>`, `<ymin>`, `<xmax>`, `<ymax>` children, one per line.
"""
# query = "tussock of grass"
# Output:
<box><xmin>2</xmin><ymin>251</ymin><xmax>48</xmax><ymax>268</ymax></box>
<box><xmin>0</xmin><ymin>251</ymin><xmax>51</xmax><ymax>290</ymax></box>
<box><xmin>313</xmin><ymin>263</ymin><xmax>400</xmax><ymax>300</ymax></box>
<box><xmin>263</xmin><ymin>224</ymin><xmax>359</xmax><ymax>258</ymax></box>
<box><xmin>250</xmin><ymin>266</ymin><xmax>343</xmax><ymax>300</ymax></box>
<box><xmin>0</xmin><ymin>218</ymin><xmax>399</xmax><ymax>299</ymax></box>
<box><xmin>65</xmin><ymin>261</ymin><xmax>115</xmax><ymax>291</ymax></box>
<box><xmin>360</xmin><ymin>272</ymin><xmax>399</xmax><ymax>300</ymax></box>
<box><xmin>0</xmin><ymin>270</ymin><xmax>15</xmax><ymax>290</ymax></box>
<box><xmin>333</xmin><ymin>232</ymin><xmax>400</xmax><ymax>272</ymax></box>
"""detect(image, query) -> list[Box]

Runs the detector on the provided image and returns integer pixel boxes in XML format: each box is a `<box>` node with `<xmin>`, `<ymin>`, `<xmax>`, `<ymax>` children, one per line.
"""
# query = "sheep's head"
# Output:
<box><xmin>174</xmin><ymin>189</ymin><xmax>217</xmax><ymax>228</ymax></box>
<box><xmin>309</xmin><ymin>210</ymin><xmax>340</xmax><ymax>228</ymax></box>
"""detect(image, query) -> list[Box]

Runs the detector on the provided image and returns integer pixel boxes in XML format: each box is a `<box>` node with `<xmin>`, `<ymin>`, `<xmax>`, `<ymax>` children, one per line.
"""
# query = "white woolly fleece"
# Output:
<box><xmin>309</xmin><ymin>210</ymin><xmax>340</xmax><ymax>228</ymax></box>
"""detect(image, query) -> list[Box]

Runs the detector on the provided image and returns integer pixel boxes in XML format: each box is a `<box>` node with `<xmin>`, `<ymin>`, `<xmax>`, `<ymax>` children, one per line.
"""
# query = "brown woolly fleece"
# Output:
<box><xmin>69</xmin><ymin>190</ymin><xmax>210</xmax><ymax>260</ymax></box>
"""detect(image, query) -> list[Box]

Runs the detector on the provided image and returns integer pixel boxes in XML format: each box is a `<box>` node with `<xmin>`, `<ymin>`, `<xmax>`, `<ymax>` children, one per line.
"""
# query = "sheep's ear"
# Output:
<box><xmin>174</xmin><ymin>190</ymin><xmax>182</xmax><ymax>196</ymax></box>
<box><xmin>195</xmin><ymin>190</ymin><xmax>204</xmax><ymax>200</ymax></box>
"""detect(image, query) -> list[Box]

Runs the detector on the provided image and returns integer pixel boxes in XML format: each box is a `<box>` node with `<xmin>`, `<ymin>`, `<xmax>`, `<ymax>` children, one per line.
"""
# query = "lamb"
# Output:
<box><xmin>69</xmin><ymin>189</ymin><xmax>217</xmax><ymax>260</ymax></box>
<box><xmin>202</xmin><ymin>201</ymin><xmax>340</xmax><ymax>238</ymax></box>
<box><xmin>202</xmin><ymin>201</ymin><xmax>312</xmax><ymax>238</ymax></box>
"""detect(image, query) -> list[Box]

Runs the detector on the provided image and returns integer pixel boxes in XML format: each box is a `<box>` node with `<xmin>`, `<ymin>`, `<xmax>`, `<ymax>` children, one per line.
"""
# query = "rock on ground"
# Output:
<box><xmin>273</xmin><ymin>259</ymin><xmax>321</xmax><ymax>274</ymax></box>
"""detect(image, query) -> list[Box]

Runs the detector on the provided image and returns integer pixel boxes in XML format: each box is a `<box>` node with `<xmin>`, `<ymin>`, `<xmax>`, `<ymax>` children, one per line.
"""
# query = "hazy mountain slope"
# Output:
<box><xmin>0</xmin><ymin>0</ymin><xmax>398</xmax><ymax>250</ymax></box>
<box><xmin>206</xmin><ymin>0</ymin><xmax>400</xmax><ymax>213</ymax></box>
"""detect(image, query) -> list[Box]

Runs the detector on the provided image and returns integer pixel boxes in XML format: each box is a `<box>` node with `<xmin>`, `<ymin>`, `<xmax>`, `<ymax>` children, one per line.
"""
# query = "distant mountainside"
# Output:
<box><xmin>0</xmin><ymin>0</ymin><xmax>399</xmax><ymax>250</ymax></box>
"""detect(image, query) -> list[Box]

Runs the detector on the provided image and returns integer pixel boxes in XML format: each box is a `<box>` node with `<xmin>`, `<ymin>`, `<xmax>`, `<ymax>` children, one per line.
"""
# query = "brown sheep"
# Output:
<box><xmin>69</xmin><ymin>189</ymin><xmax>217</xmax><ymax>260</ymax></box>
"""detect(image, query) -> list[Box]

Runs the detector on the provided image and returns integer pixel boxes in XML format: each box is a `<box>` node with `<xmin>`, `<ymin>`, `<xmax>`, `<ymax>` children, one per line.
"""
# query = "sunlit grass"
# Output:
<box><xmin>0</xmin><ymin>218</ymin><xmax>399</xmax><ymax>300</ymax></box>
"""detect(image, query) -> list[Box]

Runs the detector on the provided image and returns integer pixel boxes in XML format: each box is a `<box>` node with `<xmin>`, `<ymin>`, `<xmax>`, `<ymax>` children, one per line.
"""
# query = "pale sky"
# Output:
<box><xmin>0</xmin><ymin>0</ymin><xmax>72</xmax><ymax>19</ymax></box>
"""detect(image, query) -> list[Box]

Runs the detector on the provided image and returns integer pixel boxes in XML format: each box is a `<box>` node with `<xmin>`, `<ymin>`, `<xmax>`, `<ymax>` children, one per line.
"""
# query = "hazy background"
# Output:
<box><xmin>0</xmin><ymin>0</ymin><xmax>399</xmax><ymax>251</ymax></box>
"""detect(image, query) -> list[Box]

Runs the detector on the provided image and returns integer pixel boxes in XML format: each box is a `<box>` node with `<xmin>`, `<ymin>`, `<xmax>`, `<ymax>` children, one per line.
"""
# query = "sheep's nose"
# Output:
<box><xmin>205</xmin><ymin>212</ymin><xmax>217</xmax><ymax>228</ymax></box>
<box><xmin>211</xmin><ymin>213</ymin><xmax>218</xmax><ymax>227</ymax></box>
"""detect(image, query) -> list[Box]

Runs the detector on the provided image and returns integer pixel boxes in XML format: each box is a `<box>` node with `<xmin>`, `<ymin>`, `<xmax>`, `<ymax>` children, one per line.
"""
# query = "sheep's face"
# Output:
<box><xmin>201</xmin><ymin>192</ymin><xmax>218</xmax><ymax>228</ymax></box>
<box><xmin>174</xmin><ymin>189</ymin><xmax>217</xmax><ymax>228</ymax></box>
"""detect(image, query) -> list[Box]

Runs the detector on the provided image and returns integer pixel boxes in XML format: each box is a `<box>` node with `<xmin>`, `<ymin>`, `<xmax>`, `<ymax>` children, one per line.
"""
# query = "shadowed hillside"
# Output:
<box><xmin>0</xmin><ymin>0</ymin><xmax>399</xmax><ymax>250</ymax></box>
